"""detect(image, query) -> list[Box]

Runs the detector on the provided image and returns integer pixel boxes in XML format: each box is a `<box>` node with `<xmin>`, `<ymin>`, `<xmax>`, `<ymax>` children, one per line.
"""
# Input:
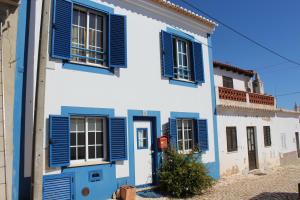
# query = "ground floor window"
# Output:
<box><xmin>263</xmin><ymin>126</ymin><xmax>271</xmax><ymax>147</ymax></box>
<box><xmin>226</xmin><ymin>127</ymin><xmax>237</xmax><ymax>152</ymax></box>
<box><xmin>177</xmin><ymin>119</ymin><xmax>194</xmax><ymax>152</ymax></box>
<box><xmin>70</xmin><ymin>116</ymin><xmax>107</xmax><ymax>163</ymax></box>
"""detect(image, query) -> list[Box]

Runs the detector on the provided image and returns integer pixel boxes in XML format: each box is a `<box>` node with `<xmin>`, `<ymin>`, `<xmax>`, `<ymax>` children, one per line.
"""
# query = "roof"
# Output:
<box><xmin>150</xmin><ymin>0</ymin><xmax>217</xmax><ymax>28</ymax></box>
<box><xmin>213</xmin><ymin>61</ymin><xmax>255</xmax><ymax>77</ymax></box>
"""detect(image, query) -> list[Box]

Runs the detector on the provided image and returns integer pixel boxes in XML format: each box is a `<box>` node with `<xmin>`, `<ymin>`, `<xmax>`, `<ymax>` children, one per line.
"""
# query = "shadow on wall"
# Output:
<box><xmin>249</xmin><ymin>192</ymin><xmax>298</xmax><ymax>200</ymax></box>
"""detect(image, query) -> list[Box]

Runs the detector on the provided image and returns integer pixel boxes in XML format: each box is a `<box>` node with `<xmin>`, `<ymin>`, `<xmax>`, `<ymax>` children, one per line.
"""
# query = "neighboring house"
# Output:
<box><xmin>214</xmin><ymin>61</ymin><xmax>300</xmax><ymax>177</ymax></box>
<box><xmin>0</xmin><ymin>0</ymin><xmax>29</xmax><ymax>200</ymax></box>
<box><xmin>22</xmin><ymin>0</ymin><xmax>219</xmax><ymax>199</ymax></box>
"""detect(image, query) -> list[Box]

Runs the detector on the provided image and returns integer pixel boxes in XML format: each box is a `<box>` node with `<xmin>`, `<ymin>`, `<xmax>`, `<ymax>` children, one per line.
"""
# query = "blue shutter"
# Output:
<box><xmin>197</xmin><ymin>119</ymin><xmax>209</xmax><ymax>151</ymax></box>
<box><xmin>49</xmin><ymin>115</ymin><xmax>70</xmax><ymax>167</ymax></box>
<box><xmin>161</xmin><ymin>31</ymin><xmax>174</xmax><ymax>78</ymax></box>
<box><xmin>109</xmin><ymin>14</ymin><xmax>127</xmax><ymax>68</ymax></box>
<box><xmin>109</xmin><ymin>117</ymin><xmax>127</xmax><ymax>161</ymax></box>
<box><xmin>43</xmin><ymin>173</ymin><xmax>74</xmax><ymax>200</ymax></box>
<box><xmin>192</xmin><ymin>42</ymin><xmax>205</xmax><ymax>83</ymax></box>
<box><xmin>51</xmin><ymin>0</ymin><xmax>73</xmax><ymax>60</ymax></box>
<box><xmin>169</xmin><ymin>118</ymin><xmax>177</xmax><ymax>150</ymax></box>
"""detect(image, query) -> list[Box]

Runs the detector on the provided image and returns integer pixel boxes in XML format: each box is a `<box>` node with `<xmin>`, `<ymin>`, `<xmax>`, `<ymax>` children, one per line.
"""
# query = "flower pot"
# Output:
<box><xmin>120</xmin><ymin>185</ymin><xmax>136</xmax><ymax>200</ymax></box>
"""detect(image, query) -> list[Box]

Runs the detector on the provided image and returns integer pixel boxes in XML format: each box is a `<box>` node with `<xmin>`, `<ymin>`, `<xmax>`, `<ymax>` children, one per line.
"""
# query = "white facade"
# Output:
<box><xmin>215</xmin><ymin>63</ymin><xmax>300</xmax><ymax>177</ymax></box>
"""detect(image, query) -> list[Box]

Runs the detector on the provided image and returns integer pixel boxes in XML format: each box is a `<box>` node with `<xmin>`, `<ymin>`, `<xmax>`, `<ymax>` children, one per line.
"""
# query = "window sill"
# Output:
<box><xmin>69</xmin><ymin>160</ymin><xmax>111</xmax><ymax>168</ymax></box>
<box><xmin>264</xmin><ymin>145</ymin><xmax>272</xmax><ymax>148</ymax></box>
<box><xmin>227</xmin><ymin>150</ymin><xmax>238</xmax><ymax>154</ymax></box>
<box><xmin>169</xmin><ymin>79</ymin><xmax>198</xmax><ymax>88</ymax></box>
<box><xmin>63</xmin><ymin>62</ymin><xmax>114</xmax><ymax>75</ymax></box>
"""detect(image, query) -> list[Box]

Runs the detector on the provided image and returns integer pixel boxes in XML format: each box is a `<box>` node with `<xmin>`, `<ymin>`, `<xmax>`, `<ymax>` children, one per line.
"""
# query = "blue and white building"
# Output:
<box><xmin>21</xmin><ymin>0</ymin><xmax>220</xmax><ymax>199</ymax></box>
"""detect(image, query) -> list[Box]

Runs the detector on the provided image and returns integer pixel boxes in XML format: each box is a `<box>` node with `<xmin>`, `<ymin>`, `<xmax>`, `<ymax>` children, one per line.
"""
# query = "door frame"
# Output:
<box><xmin>246</xmin><ymin>126</ymin><xmax>258</xmax><ymax>170</ymax></box>
<box><xmin>127</xmin><ymin>110</ymin><xmax>161</xmax><ymax>187</ymax></box>
<box><xmin>295</xmin><ymin>132</ymin><xmax>300</xmax><ymax>158</ymax></box>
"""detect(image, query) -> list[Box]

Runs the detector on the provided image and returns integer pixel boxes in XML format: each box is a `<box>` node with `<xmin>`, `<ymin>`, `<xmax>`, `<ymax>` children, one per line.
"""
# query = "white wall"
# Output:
<box><xmin>214</xmin><ymin>67</ymin><xmax>252</xmax><ymax>91</ymax></box>
<box><xmin>36</xmin><ymin>0</ymin><xmax>217</xmax><ymax>178</ymax></box>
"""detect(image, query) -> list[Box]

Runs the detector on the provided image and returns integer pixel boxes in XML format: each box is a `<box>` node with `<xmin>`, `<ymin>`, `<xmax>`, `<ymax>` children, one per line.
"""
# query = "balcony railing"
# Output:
<box><xmin>218</xmin><ymin>87</ymin><xmax>275</xmax><ymax>106</ymax></box>
<box><xmin>218</xmin><ymin>87</ymin><xmax>247</xmax><ymax>102</ymax></box>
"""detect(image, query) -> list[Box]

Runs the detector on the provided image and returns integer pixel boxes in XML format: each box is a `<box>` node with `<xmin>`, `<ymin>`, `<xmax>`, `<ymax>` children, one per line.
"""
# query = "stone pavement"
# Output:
<box><xmin>137</xmin><ymin>164</ymin><xmax>300</xmax><ymax>200</ymax></box>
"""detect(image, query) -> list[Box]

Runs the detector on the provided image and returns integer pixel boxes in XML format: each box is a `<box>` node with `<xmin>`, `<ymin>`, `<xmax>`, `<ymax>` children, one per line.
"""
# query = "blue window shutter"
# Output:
<box><xmin>197</xmin><ymin>119</ymin><xmax>209</xmax><ymax>151</ymax></box>
<box><xmin>161</xmin><ymin>31</ymin><xmax>174</xmax><ymax>78</ymax></box>
<box><xmin>169</xmin><ymin>118</ymin><xmax>177</xmax><ymax>150</ymax></box>
<box><xmin>109</xmin><ymin>14</ymin><xmax>127</xmax><ymax>68</ymax></box>
<box><xmin>51</xmin><ymin>0</ymin><xmax>73</xmax><ymax>60</ymax></box>
<box><xmin>49</xmin><ymin>115</ymin><xmax>70</xmax><ymax>167</ymax></box>
<box><xmin>192</xmin><ymin>42</ymin><xmax>205</xmax><ymax>83</ymax></box>
<box><xmin>43</xmin><ymin>173</ymin><xmax>74</xmax><ymax>200</ymax></box>
<box><xmin>109</xmin><ymin>117</ymin><xmax>127</xmax><ymax>161</ymax></box>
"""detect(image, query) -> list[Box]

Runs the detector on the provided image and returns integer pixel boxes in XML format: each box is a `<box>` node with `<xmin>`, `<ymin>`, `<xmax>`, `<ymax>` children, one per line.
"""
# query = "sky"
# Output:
<box><xmin>170</xmin><ymin>0</ymin><xmax>300</xmax><ymax>109</ymax></box>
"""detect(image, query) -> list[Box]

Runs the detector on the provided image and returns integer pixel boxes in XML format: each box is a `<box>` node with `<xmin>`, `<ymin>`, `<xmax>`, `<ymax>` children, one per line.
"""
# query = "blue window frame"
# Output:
<box><xmin>137</xmin><ymin>128</ymin><xmax>148</xmax><ymax>149</ymax></box>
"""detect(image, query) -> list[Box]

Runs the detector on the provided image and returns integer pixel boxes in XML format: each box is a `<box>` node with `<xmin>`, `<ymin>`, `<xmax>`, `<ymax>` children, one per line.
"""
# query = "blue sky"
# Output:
<box><xmin>170</xmin><ymin>0</ymin><xmax>300</xmax><ymax>109</ymax></box>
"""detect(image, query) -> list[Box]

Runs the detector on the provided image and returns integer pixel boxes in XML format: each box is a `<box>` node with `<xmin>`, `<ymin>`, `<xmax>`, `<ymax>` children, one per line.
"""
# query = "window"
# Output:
<box><xmin>70</xmin><ymin>117</ymin><xmax>107</xmax><ymax>163</ymax></box>
<box><xmin>137</xmin><ymin>128</ymin><xmax>148</xmax><ymax>149</ymax></box>
<box><xmin>72</xmin><ymin>7</ymin><xmax>106</xmax><ymax>67</ymax></box>
<box><xmin>263</xmin><ymin>126</ymin><xmax>271</xmax><ymax>147</ymax></box>
<box><xmin>223</xmin><ymin>76</ymin><xmax>234</xmax><ymax>88</ymax></box>
<box><xmin>226</xmin><ymin>127</ymin><xmax>237</xmax><ymax>152</ymax></box>
<box><xmin>173</xmin><ymin>37</ymin><xmax>192</xmax><ymax>81</ymax></box>
<box><xmin>177</xmin><ymin>119</ymin><xmax>194</xmax><ymax>152</ymax></box>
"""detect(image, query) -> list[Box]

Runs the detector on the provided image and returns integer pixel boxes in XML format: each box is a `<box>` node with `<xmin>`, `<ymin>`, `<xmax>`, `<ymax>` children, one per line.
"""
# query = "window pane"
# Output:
<box><xmin>71</xmin><ymin>147</ymin><xmax>76</xmax><ymax>160</ymax></box>
<box><xmin>77</xmin><ymin>119</ymin><xmax>85</xmax><ymax>131</ymax></box>
<box><xmin>88</xmin><ymin>118</ymin><xmax>95</xmax><ymax>131</ymax></box>
<box><xmin>96</xmin><ymin>118</ymin><xmax>102</xmax><ymax>131</ymax></box>
<box><xmin>73</xmin><ymin>10</ymin><xmax>79</xmax><ymax>24</ymax></box>
<box><xmin>71</xmin><ymin>133</ymin><xmax>76</xmax><ymax>146</ymax></box>
<box><xmin>178</xmin><ymin>140</ymin><xmax>183</xmax><ymax>151</ymax></box>
<box><xmin>71</xmin><ymin>119</ymin><xmax>76</xmax><ymax>132</ymax></box>
<box><xmin>77</xmin><ymin>133</ymin><xmax>85</xmax><ymax>145</ymax></box>
<box><xmin>96</xmin><ymin>146</ymin><xmax>103</xmax><ymax>158</ymax></box>
<box><xmin>90</xmin><ymin>13</ymin><xmax>96</xmax><ymax>28</ymax></box>
<box><xmin>89</xmin><ymin>146</ymin><xmax>95</xmax><ymax>159</ymax></box>
<box><xmin>97</xmin><ymin>15</ymin><xmax>103</xmax><ymax>30</ymax></box>
<box><xmin>79</xmin><ymin>11</ymin><xmax>86</xmax><ymax>27</ymax></box>
<box><xmin>78</xmin><ymin>147</ymin><xmax>85</xmax><ymax>159</ymax></box>
<box><xmin>88</xmin><ymin>132</ymin><xmax>95</xmax><ymax>145</ymax></box>
<box><xmin>96</xmin><ymin>132</ymin><xmax>103</xmax><ymax>144</ymax></box>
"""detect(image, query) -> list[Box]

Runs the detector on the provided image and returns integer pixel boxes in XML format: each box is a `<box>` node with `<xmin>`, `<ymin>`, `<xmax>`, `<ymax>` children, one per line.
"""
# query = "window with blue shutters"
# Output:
<box><xmin>51</xmin><ymin>0</ymin><xmax>127</xmax><ymax>69</ymax></box>
<box><xmin>109</xmin><ymin>117</ymin><xmax>127</xmax><ymax>161</ymax></box>
<box><xmin>161</xmin><ymin>30</ymin><xmax>204</xmax><ymax>84</ymax></box>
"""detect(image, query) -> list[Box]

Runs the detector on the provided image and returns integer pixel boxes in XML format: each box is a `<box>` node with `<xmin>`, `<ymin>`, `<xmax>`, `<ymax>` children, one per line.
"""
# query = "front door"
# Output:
<box><xmin>295</xmin><ymin>132</ymin><xmax>300</xmax><ymax>158</ymax></box>
<box><xmin>247</xmin><ymin>127</ymin><xmax>258</xmax><ymax>170</ymax></box>
<box><xmin>133</xmin><ymin>121</ymin><xmax>153</xmax><ymax>186</ymax></box>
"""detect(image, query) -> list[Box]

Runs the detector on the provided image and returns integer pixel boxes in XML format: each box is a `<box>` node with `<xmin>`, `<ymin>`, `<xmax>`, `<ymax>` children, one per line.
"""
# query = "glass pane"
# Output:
<box><xmin>96</xmin><ymin>118</ymin><xmax>102</xmax><ymax>131</ymax></box>
<box><xmin>96</xmin><ymin>132</ymin><xmax>103</xmax><ymax>144</ymax></box>
<box><xmin>178</xmin><ymin>140</ymin><xmax>183</xmax><ymax>151</ymax></box>
<box><xmin>143</xmin><ymin>139</ymin><xmax>147</xmax><ymax>148</ymax></box>
<box><xmin>73</xmin><ymin>10</ymin><xmax>78</xmax><ymax>25</ymax></box>
<box><xmin>71</xmin><ymin>147</ymin><xmax>76</xmax><ymax>160</ymax></box>
<box><xmin>72</xmin><ymin>26</ymin><xmax>78</xmax><ymax>44</ymax></box>
<box><xmin>77</xmin><ymin>118</ymin><xmax>85</xmax><ymax>131</ymax></box>
<box><xmin>96</xmin><ymin>146</ymin><xmax>103</xmax><ymax>158</ymax></box>
<box><xmin>185</xmin><ymin>140</ymin><xmax>189</xmax><ymax>150</ymax></box>
<box><xmin>88</xmin><ymin>132</ymin><xmax>95</xmax><ymax>145</ymax></box>
<box><xmin>189</xmin><ymin>140</ymin><xmax>193</xmax><ymax>150</ymax></box>
<box><xmin>89</xmin><ymin>30</ymin><xmax>95</xmax><ymax>46</ymax></box>
<box><xmin>89</xmin><ymin>146</ymin><xmax>95</xmax><ymax>159</ymax></box>
<box><xmin>97</xmin><ymin>32</ymin><xmax>102</xmax><ymax>49</ymax></box>
<box><xmin>78</xmin><ymin>147</ymin><xmax>85</xmax><ymax>159</ymax></box>
<box><xmin>182</xmin><ymin>41</ymin><xmax>187</xmax><ymax>53</ymax></box>
<box><xmin>79</xmin><ymin>11</ymin><xmax>86</xmax><ymax>27</ymax></box>
<box><xmin>88</xmin><ymin>118</ymin><xmax>95</xmax><ymax>131</ymax></box>
<box><xmin>70</xmin><ymin>119</ymin><xmax>76</xmax><ymax>132</ymax></box>
<box><xmin>90</xmin><ymin>13</ymin><xmax>96</xmax><ymax>29</ymax></box>
<box><xmin>71</xmin><ymin>133</ymin><xmax>76</xmax><ymax>146</ymax></box>
<box><xmin>97</xmin><ymin>15</ymin><xmax>103</xmax><ymax>31</ymax></box>
<box><xmin>77</xmin><ymin>133</ymin><xmax>85</xmax><ymax>145</ymax></box>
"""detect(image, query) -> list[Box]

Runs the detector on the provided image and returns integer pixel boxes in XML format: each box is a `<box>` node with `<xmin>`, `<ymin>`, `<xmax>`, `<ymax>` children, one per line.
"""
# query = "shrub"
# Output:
<box><xmin>158</xmin><ymin>149</ymin><xmax>213</xmax><ymax>198</ymax></box>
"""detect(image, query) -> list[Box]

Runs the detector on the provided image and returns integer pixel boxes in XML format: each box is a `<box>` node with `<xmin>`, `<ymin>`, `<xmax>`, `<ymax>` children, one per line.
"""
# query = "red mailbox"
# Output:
<box><xmin>157</xmin><ymin>136</ymin><xmax>168</xmax><ymax>150</ymax></box>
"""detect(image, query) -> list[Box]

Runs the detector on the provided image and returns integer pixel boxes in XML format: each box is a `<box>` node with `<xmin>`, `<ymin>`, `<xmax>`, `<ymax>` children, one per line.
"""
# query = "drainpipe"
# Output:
<box><xmin>0</xmin><ymin>21</ymin><xmax>8</xmax><ymax>200</ymax></box>
<box><xmin>31</xmin><ymin>0</ymin><xmax>51</xmax><ymax>199</ymax></box>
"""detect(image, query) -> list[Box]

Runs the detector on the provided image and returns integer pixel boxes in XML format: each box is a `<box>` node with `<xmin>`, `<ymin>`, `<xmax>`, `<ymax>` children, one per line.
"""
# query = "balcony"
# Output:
<box><xmin>217</xmin><ymin>87</ymin><xmax>275</xmax><ymax>110</ymax></box>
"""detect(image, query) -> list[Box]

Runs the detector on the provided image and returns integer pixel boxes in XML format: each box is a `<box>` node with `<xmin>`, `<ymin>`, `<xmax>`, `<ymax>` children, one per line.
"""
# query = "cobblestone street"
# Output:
<box><xmin>137</xmin><ymin>164</ymin><xmax>300</xmax><ymax>200</ymax></box>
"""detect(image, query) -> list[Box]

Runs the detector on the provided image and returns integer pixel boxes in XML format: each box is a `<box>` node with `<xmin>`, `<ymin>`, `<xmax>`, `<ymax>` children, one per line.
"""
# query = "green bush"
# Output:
<box><xmin>158</xmin><ymin>149</ymin><xmax>213</xmax><ymax>198</ymax></box>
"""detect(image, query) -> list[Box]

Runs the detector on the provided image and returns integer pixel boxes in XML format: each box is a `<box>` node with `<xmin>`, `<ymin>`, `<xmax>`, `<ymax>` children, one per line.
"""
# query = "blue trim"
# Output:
<box><xmin>170</xmin><ymin>111</ymin><xmax>199</xmax><ymax>119</ymax></box>
<box><xmin>72</xmin><ymin>0</ymin><xmax>114</xmax><ymax>14</ymax></box>
<box><xmin>136</xmin><ymin>128</ymin><xmax>148</xmax><ymax>149</ymax></box>
<box><xmin>127</xmin><ymin>110</ymin><xmax>161</xmax><ymax>186</ymax></box>
<box><xmin>61</xmin><ymin>106</ymin><xmax>114</xmax><ymax>117</ymax></box>
<box><xmin>63</xmin><ymin>62</ymin><xmax>115</xmax><ymax>75</ymax></box>
<box><xmin>12</xmin><ymin>0</ymin><xmax>29</xmax><ymax>199</ymax></box>
<box><xmin>207</xmin><ymin>35</ymin><xmax>220</xmax><ymax>180</ymax></box>
<box><xmin>166</xmin><ymin>27</ymin><xmax>195</xmax><ymax>41</ymax></box>
<box><xmin>169</xmin><ymin>79</ymin><xmax>198</xmax><ymax>88</ymax></box>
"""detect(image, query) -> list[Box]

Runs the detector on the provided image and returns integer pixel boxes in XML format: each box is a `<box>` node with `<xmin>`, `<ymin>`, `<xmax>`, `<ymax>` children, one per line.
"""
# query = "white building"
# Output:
<box><xmin>214</xmin><ymin>61</ymin><xmax>300</xmax><ymax>177</ymax></box>
<box><xmin>22</xmin><ymin>0</ymin><xmax>220</xmax><ymax>199</ymax></box>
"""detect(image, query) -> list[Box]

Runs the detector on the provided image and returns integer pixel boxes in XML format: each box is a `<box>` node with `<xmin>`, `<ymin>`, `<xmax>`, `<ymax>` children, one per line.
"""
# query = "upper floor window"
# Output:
<box><xmin>263</xmin><ymin>126</ymin><xmax>271</xmax><ymax>147</ymax></box>
<box><xmin>70</xmin><ymin>116</ymin><xmax>107</xmax><ymax>163</ymax></box>
<box><xmin>72</xmin><ymin>7</ymin><xmax>107</xmax><ymax>67</ymax></box>
<box><xmin>173</xmin><ymin>38</ymin><xmax>192</xmax><ymax>81</ymax></box>
<box><xmin>223</xmin><ymin>76</ymin><xmax>234</xmax><ymax>89</ymax></box>
<box><xmin>177</xmin><ymin>119</ymin><xmax>194</xmax><ymax>152</ymax></box>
